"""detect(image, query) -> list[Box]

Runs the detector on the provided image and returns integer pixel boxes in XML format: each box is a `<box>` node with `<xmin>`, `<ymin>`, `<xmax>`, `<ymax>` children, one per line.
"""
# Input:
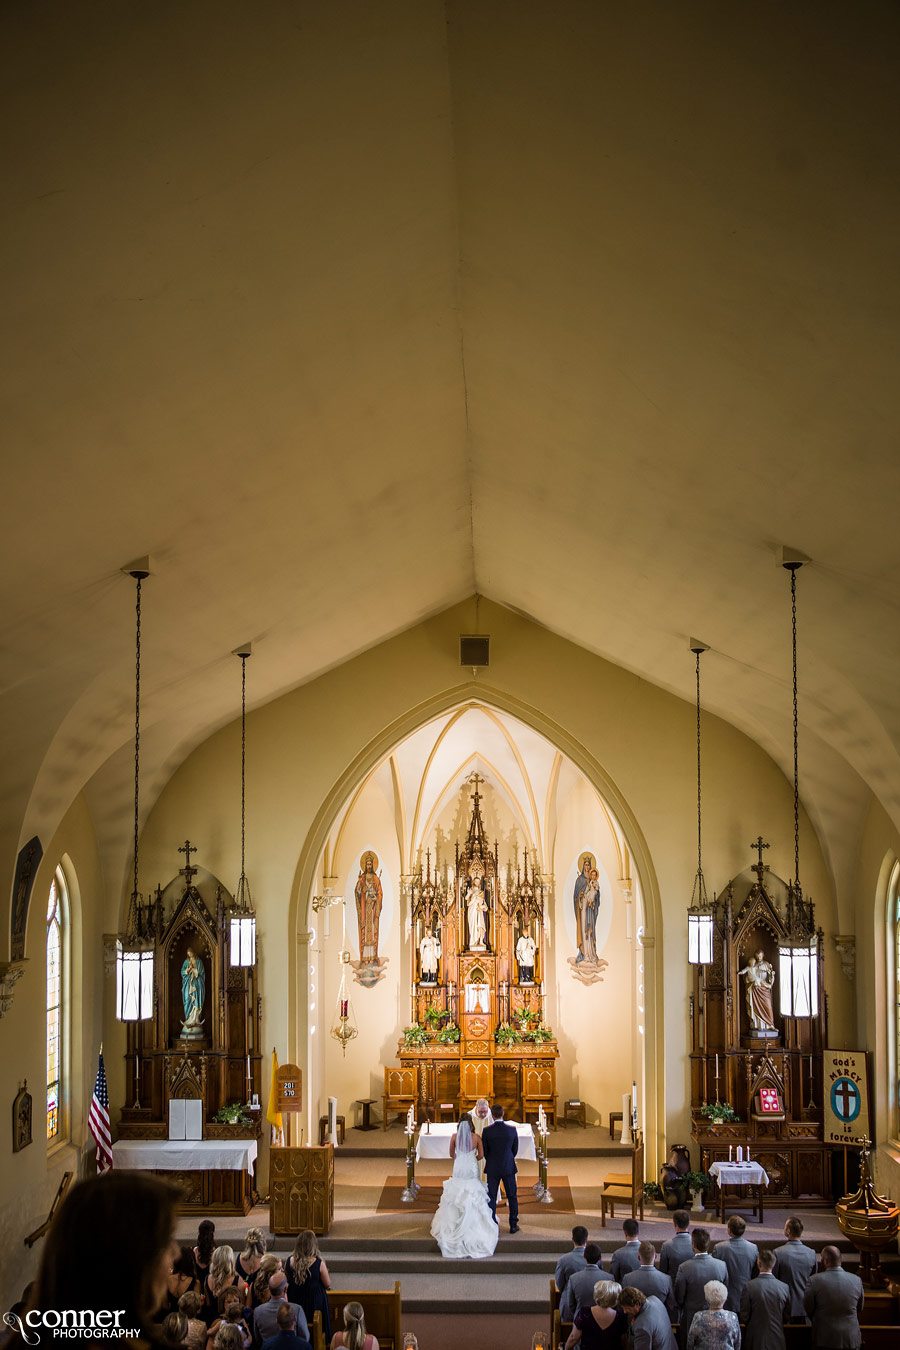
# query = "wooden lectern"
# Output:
<box><xmin>268</xmin><ymin>1062</ymin><xmax>334</xmax><ymax>1235</ymax></box>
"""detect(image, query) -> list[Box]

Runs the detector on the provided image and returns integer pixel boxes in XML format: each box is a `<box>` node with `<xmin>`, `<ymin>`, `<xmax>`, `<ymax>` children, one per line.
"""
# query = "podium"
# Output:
<box><xmin>269</xmin><ymin>1144</ymin><xmax>334</xmax><ymax>1235</ymax></box>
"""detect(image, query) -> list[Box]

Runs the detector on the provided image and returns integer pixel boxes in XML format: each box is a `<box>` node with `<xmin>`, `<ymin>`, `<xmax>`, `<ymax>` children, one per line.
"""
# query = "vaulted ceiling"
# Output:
<box><xmin>2</xmin><ymin>1</ymin><xmax>899</xmax><ymax>913</ymax></box>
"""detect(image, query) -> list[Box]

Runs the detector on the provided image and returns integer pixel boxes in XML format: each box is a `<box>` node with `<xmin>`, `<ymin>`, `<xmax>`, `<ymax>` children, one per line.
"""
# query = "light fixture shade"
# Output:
<box><xmin>778</xmin><ymin>941</ymin><xmax>818</xmax><ymax>1017</ymax></box>
<box><xmin>688</xmin><ymin>911</ymin><xmax>714</xmax><ymax>965</ymax></box>
<box><xmin>116</xmin><ymin>941</ymin><xmax>154</xmax><ymax>1021</ymax></box>
<box><xmin>229</xmin><ymin>913</ymin><xmax>256</xmax><ymax>967</ymax></box>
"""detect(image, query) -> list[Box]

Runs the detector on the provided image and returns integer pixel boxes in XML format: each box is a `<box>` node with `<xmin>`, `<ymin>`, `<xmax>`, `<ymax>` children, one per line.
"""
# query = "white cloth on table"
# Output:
<box><xmin>110</xmin><ymin>1139</ymin><xmax>258</xmax><ymax>1175</ymax></box>
<box><xmin>430</xmin><ymin>1133</ymin><xmax>499</xmax><ymax>1259</ymax></box>
<box><xmin>416</xmin><ymin>1122</ymin><xmax>535</xmax><ymax>1161</ymax></box>
<box><xmin>708</xmin><ymin>1161</ymin><xmax>770</xmax><ymax>1187</ymax></box>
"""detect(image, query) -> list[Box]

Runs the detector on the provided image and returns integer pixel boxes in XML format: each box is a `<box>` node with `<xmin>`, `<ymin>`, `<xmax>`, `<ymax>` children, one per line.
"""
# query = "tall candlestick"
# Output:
<box><xmin>715</xmin><ymin>1053</ymin><xmax>719</xmax><ymax>1079</ymax></box>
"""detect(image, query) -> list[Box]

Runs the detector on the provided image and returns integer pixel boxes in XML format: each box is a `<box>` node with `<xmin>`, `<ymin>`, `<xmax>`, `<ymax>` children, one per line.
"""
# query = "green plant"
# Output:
<box><xmin>402</xmin><ymin>1022</ymin><xmax>430</xmax><ymax>1047</ymax></box>
<box><xmin>495</xmin><ymin>1022</ymin><xmax>523</xmax><ymax>1046</ymax></box>
<box><xmin>516</xmin><ymin>1007</ymin><xmax>539</xmax><ymax>1027</ymax></box>
<box><xmin>423</xmin><ymin>1005</ymin><xmax>445</xmax><ymax>1027</ymax></box>
<box><xmin>213</xmin><ymin>1103</ymin><xmax>253</xmax><ymax>1126</ymax></box>
<box><xmin>699</xmin><ymin>1101</ymin><xmax>739</xmax><ymax>1122</ymax></box>
<box><xmin>436</xmin><ymin>1022</ymin><xmax>460</xmax><ymax>1044</ymax></box>
<box><xmin>526</xmin><ymin>1024</ymin><xmax>553</xmax><ymax>1044</ymax></box>
<box><xmin>643</xmin><ymin>1181</ymin><xmax>662</xmax><ymax>1199</ymax></box>
<box><xmin>686</xmin><ymin>1170</ymin><xmax>712</xmax><ymax>1194</ymax></box>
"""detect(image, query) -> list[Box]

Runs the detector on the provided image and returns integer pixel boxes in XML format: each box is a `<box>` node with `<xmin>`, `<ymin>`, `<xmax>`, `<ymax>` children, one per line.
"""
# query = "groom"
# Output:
<box><xmin>482</xmin><ymin>1103</ymin><xmax>519</xmax><ymax>1233</ymax></box>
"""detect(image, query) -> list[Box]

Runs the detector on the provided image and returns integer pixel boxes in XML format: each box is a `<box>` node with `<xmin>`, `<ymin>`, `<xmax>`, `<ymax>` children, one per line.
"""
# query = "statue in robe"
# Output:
<box><xmin>573</xmin><ymin>853</ymin><xmax>594</xmax><ymax>962</ymax></box>
<box><xmin>419</xmin><ymin>930</ymin><xmax>441</xmax><ymax>983</ymax></box>
<box><xmin>181</xmin><ymin>948</ymin><xmax>205</xmax><ymax>1028</ymax></box>
<box><xmin>515</xmin><ymin>931</ymin><xmax>536</xmax><ymax>983</ymax></box>
<box><xmin>465</xmin><ymin>875</ymin><xmax>488</xmax><ymax>950</ymax></box>
<box><xmin>355</xmin><ymin>852</ymin><xmax>383</xmax><ymax>962</ymax></box>
<box><xmin>738</xmin><ymin>950</ymin><xmax>776</xmax><ymax>1030</ymax></box>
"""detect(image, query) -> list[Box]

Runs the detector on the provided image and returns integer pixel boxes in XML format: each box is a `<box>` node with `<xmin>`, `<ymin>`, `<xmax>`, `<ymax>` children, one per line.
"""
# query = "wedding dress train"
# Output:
<box><xmin>430</xmin><ymin>1124</ymin><xmax>499</xmax><ymax>1259</ymax></box>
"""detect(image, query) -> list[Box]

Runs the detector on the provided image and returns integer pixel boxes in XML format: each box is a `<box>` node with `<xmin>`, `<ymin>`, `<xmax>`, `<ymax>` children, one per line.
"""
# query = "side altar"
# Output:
<box><xmin>112</xmin><ymin>843</ymin><xmax>261</xmax><ymax>1215</ymax></box>
<box><xmin>384</xmin><ymin>779</ymin><xmax>558</xmax><ymax>1124</ymax></box>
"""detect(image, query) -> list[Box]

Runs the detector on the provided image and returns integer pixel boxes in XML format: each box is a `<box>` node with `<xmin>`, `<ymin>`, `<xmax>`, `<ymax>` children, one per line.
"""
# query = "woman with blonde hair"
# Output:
<box><xmin>213</xmin><ymin>1326</ymin><xmax>244</xmax><ymax>1350</ymax></box>
<box><xmin>251</xmin><ymin>1255</ymin><xmax>284</xmax><ymax>1310</ymax></box>
<box><xmin>178</xmin><ymin>1292</ymin><xmax>207</xmax><ymax>1350</ymax></box>
<box><xmin>202</xmin><ymin>1247</ymin><xmax>246</xmax><ymax>1325</ymax></box>
<box><xmin>235</xmin><ymin>1228</ymin><xmax>267</xmax><ymax>1285</ymax></box>
<box><xmin>287</xmin><ymin>1229</ymin><xmax>331</xmax><ymax>1345</ymax></box>
<box><xmin>564</xmin><ymin>1281</ymin><xmax>625</xmax><ymax>1348</ymax></box>
<box><xmin>330</xmin><ymin>1302</ymin><xmax>378</xmax><ymax>1350</ymax></box>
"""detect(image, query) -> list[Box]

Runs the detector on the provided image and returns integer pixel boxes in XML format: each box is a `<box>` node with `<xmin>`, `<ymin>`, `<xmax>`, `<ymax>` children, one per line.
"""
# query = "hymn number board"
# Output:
<box><xmin>275</xmin><ymin>1063</ymin><xmax>303</xmax><ymax>1113</ymax></box>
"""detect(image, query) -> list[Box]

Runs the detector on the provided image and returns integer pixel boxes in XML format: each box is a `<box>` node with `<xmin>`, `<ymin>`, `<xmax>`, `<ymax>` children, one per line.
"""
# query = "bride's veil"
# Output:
<box><xmin>456</xmin><ymin>1119</ymin><xmax>474</xmax><ymax>1153</ymax></box>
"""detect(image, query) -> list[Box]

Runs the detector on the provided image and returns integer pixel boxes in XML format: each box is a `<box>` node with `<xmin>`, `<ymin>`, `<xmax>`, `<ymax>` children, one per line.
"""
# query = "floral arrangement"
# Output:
<box><xmin>402</xmin><ymin>1022</ymin><xmax>430</xmax><ymax>1047</ymax></box>
<box><xmin>699</xmin><ymin>1101</ymin><xmax>739</xmax><ymax>1123</ymax></box>
<box><xmin>213</xmin><ymin>1103</ymin><xmax>253</xmax><ymax>1126</ymax></box>
<box><xmin>495</xmin><ymin>1021</ymin><xmax>524</xmax><ymax>1046</ymax></box>
<box><xmin>686</xmin><ymin>1170</ymin><xmax>712</xmax><ymax>1195</ymax></box>
<box><xmin>525</xmin><ymin>1024</ymin><xmax>553</xmax><ymax>1044</ymax></box>
<box><xmin>436</xmin><ymin>1022</ymin><xmax>461</xmax><ymax>1044</ymax></box>
<box><xmin>423</xmin><ymin>1005</ymin><xmax>446</xmax><ymax>1028</ymax></box>
<box><xmin>643</xmin><ymin>1181</ymin><xmax>663</xmax><ymax>1200</ymax></box>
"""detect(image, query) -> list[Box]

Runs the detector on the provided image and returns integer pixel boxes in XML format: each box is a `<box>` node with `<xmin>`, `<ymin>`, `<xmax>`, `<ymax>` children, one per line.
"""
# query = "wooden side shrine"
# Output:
<box><xmin>386</xmin><ymin>779</ymin><xmax>558</xmax><ymax>1125</ymax></box>
<box><xmin>113</xmin><ymin>844</ymin><xmax>261</xmax><ymax>1215</ymax></box>
<box><xmin>690</xmin><ymin>838</ymin><xmax>829</xmax><ymax>1205</ymax></box>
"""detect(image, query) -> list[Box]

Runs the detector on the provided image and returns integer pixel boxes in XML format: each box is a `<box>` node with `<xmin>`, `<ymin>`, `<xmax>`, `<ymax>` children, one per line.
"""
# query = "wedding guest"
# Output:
<box><xmin>685</xmin><ymin>1281</ymin><xmax>739</xmax><ymax>1350</ymax></box>
<box><xmin>564</xmin><ymin>1281</ymin><xmax>625</xmax><ymax>1349</ymax></box>
<box><xmin>561</xmin><ymin>1244</ymin><xmax>604</xmax><ymax>1321</ymax></box>
<box><xmin>610</xmin><ymin>1219</ymin><xmax>642</xmax><ymax>1282</ymax></box>
<box><xmin>203</xmin><ymin>1248</ymin><xmax>246</xmax><ymax>1325</ymax></box>
<box><xmin>286</xmin><ymin>1230</ymin><xmax>331</xmax><ymax>1347</ymax></box>
<box><xmin>157</xmin><ymin>1248</ymin><xmax>200</xmax><ymax>1320</ymax></box>
<box><xmin>252</xmin><ymin>1257</ymin><xmax>285</xmax><ymax>1310</ymax></box>
<box><xmin>261</xmin><ymin>1304</ymin><xmax>312</xmax><ymax>1350</ymax></box>
<box><xmin>773</xmin><ymin>1218</ymin><xmax>818</xmax><ymax>1322</ymax></box>
<box><xmin>329</xmin><ymin>1301</ymin><xmax>379</xmax><ymax>1350</ymax></box>
<box><xmin>194</xmin><ymin>1222</ymin><xmax>216</xmax><ymax>1286</ymax></box>
<box><xmin>674</xmin><ymin>1231</ymin><xmax>727</xmax><ymax>1350</ymax></box>
<box><xmin>236</xmin><ymin>1229</ymin><xmax>267</xmax><ymax>1286</ymax></box>
<box><xmin>659</xmin><ymin>1213</ymin><xmax>693</xmax><ymax>1280</ymax></box>
<box><xmin>622</xmin><ymin>1242</ymin><xmax>676</xmax><ymax>1320</ymax></box>
<box><xmin>803</xmin><ymin>1247</ymin><xmax>864</xmax><ymax>1349</ymax></box>
<box><xmin>713</xmin><ymin>1216</ymin><xmax>758</xmax><ymax>1313</ymax></box>
<box><xmin>162</xmin><ymin>1313</ymin><xmax>190</xmax><ymax>1349</ymax></box>
<box><xmin>556</xmin><ymin>1227</ymin><xmax>590</xmax><ymax>1292</ymax></box>
<box><xmin>739</xmin><ymin>1250</ymin><xmax>789</xmax><ymax>1350</ymax></box>
<box><xmin>214</xmin><ymin>1327</ymin><xmax>244</xmax><ymax>1350</ymax></box>
<box><xmin>207</xmin><ymin>1290</ymin><xmax>251</xmax><ymax>1350</ymax></box>
<box><xmin>178</xmin><ymin>1292</ymin><xmax>208</xmax><ymax>1350</ymax></box>
<box><xmin>253</xmin><ymin>1275</ymin><xmax>309</xmax><ymax>1345</ymax></box>
<box><xmin>618</xmin><ymin>1288</ymin><xmax>677</xmax><ymax>1350</ymax></box>
<box><xmin>36</xmin><ymin>1173</ymin><xmax>179</xmax><ymax>1347</ymax></box>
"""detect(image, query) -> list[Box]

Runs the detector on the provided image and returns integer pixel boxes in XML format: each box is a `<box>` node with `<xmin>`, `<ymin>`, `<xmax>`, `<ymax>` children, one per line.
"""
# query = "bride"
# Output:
<box><xmin>430</xmin><ymin>1118</ymin><xmax>499</xmax><ymax>1259</ymax></box>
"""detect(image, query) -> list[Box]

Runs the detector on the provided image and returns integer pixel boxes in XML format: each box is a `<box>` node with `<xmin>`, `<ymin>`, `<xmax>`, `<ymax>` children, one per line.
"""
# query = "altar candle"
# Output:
<box><xmin>632</xmin><ymin>1081</ymin><xmax>638</xmax><ymax>1125</ymax></box>
<box><xmin>246</xmin><ymin>1054</ymin><xmax>251</xmax><ymax>1078</ymax></box>
<box><xmin>340</xmin><ymin>999</ymin><xmax>348</xmax><ymax>1018</ymax></box>
<box><xmin>737</xmin><ymin>1146</ymin><xmax>743</xmax><ymax>1163</ymax></box>
<box><xmin>746</xmin><ymin>1145</ymin><xmax>750</xmax><ymax>1162</ymax></box>
<box><xmin>715</xmin><ymin>1053</ymin><xmax>719</xmax><ymax>1078</ymax></box>
<box><xmin>729</xmin><ymin>1144</ymin><xmax>733</xmax><ymax>1161</ymax></box>
<box><xmin>135</xmin><ymin>1051</ymin><xmax>140</xmax><ymax>1079</ymax></box>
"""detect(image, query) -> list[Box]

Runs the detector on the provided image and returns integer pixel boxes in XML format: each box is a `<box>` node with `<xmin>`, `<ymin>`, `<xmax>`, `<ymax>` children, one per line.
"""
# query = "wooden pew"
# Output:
<box><xmin>549</xmin><ymin>1278</ymin><xmax>560</xmax><ymax>1347</ymax></box>
<box><xmin>552</xmin><ymin>1309</ymin><xmax>573</xmax><ymax>1349</ymax></box>
<box><xmin>325</xmin><ymin>1282</ymin><xmax>402</xmax><ymax>1350</ymax></box>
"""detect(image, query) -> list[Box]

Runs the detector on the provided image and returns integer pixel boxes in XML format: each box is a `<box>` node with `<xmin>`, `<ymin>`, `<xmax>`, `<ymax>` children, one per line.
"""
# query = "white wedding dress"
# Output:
<box><xmin>430</xmin><ymin>1122</ymin><xmax>499</xmax><ymax>1259</ymax></box>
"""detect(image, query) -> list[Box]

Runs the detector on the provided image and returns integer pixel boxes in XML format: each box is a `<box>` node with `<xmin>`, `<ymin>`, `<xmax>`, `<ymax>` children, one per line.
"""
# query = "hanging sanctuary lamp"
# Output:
<box><xmin>229</xmin><ymin>645</ymin><xmax>257</xmax><ymax>966</ymax></box>
<box><xmin>687</xmin><ymin>638</ymin><xmax>714</xmax><ymax>965</ymax></box>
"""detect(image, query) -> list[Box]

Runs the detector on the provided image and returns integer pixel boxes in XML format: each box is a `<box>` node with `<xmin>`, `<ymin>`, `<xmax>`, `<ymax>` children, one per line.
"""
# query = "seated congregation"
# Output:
<box><xmin>552</xmin><ymin>1216</ymin><xmax>870</xmax><ymax>1350</ymax></box>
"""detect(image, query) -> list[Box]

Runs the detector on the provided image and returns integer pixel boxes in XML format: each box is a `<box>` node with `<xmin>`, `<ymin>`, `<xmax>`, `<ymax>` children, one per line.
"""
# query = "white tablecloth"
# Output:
<box><xmin>709</xmin><ymin>1161</ymin><xmax>769</xmax><ymax>1187</ymax></box>
<box><xmin>111</xmin><ymin>1139</ymin><xmax>258</xmax><ymax>1176</ymax></box>
<box><xmin>415</xmin><ymin>1121</ymin><xmax>536</xmax><ymax>1162</ymax></box>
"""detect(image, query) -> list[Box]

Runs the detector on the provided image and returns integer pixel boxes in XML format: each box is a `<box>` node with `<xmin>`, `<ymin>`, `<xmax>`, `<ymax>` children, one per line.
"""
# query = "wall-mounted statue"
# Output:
<box><xmin>420</xmin><ymin>930</ymin><xmax>441</xmax><ymax>984</ymax></box>
<box><xmin>567</xmin><ymin>850</ymin><xmax>609</xmax><ymax>986</ymax></box>
<box><xmin>515</xmin><ymin>930</ymin><xmax>536</xmax><ymax>984</ymax></box>
<box><xmin>180</xmin><ymin>948</ymin><xmax>206</xmax><ymax>1040</ymax></box>
<box><xmin>351</xmin><ymin>850</ymin><xmax>390</xmax><ymax>988</ymax></box>
<box><xmin>465</xmin><ymin>873</ymin><xmax>488</xmax><ymax>951</ymax></box>
<box><xmin>738</xmin><ymin>950</ymin><xmax>776</xmax><ymax>1031</ymax></box>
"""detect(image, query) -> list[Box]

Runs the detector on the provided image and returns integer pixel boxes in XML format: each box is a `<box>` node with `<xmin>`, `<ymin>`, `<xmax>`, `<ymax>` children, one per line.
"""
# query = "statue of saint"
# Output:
<box><xmin>738</xmin><ymin>950</ymin><xmax>776</xmax><ymax>1031</ymax></box>
<box><xmin>181</xmin><ymin>948</ymin><xmax>205</xmax><ymax>1028</ymax></box>
<box><xmin>355</xmin><ymin>852</ymin><xmax>383</xmax><ymax>962</ymax></box>
<box><xmin>465</xmin><ymin>875</ymin><xmax>488</xmax><ymax>950</ymax></box>
<box><xmin>573</xmin><ymin>852</ymin><xmax>594</xmax><ymax>962</ymax></box>
<box><xmin>419</xmin><ymin>930</ymin><xmax>441</xmax><ymax>983</ymax></box>
<box><xmin>515</xmin><ymin>931</ymin><xmax>536</xmax><ymax>983</ymax></box>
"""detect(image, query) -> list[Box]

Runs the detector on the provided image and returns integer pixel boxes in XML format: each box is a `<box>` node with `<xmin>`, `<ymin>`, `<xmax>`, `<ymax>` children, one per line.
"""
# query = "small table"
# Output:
<box><xmin>564</xmin><ymin>1101</ymin><xmax>587</xmax><ymax>1129</ymax></box>
<box><xmin>709</xmin><ymin>1161</ymin><xmax>770</xmax><ymax>1224</ymax></box>
<box><xmin>609</xmin><ymin>1111</ymin><xmax>623</xmax><ymax>1139</ymax></box>
<box><xmin>355</xmin><ymin>1098</ymin><xmax>377</xmax><ymax>1131</ymax></box>
<box><xmin>436</xmin><ymin>1101</ymin><xmax>458</xmax><ymax>1123</ymax></box>
<box><xmin>318</xmin><ymin>1115</ymin><xmax>346</xmax><ymax>1146</ymax></box>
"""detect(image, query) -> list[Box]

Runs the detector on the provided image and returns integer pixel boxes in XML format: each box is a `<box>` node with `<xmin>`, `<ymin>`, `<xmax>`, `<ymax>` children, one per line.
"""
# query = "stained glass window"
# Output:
<box><xmin>46</xmin><ymin>869</ymin><xmax>66</xmax><ymax>1143</ymax></box>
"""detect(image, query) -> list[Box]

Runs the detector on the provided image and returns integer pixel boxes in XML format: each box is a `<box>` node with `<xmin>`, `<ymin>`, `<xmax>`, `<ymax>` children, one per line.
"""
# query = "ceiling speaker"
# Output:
<box><xmin>460</xmin><ymin>635</ymin><xmax>490</xmax><ymax>667</ymax></box>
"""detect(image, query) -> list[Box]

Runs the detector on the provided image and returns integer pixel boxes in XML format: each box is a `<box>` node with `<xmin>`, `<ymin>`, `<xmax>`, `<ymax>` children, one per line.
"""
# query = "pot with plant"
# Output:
<box><xmin>686</xmin><ymin>1170</ymin><xmax>712</xmax><ymax>1211</ymax></box>
<box><xmin>436</xmin><ymin>1022</ymin><xmax>460</xmax><ymax>1045</ymax></box>
<box><xmin>423</xmin><ymin>1005</ymin><xmax>445</xmax><ymax>1030</ymax></box>
<box><xmin>699</xmin><ymin>1101</ymin><xmax>739</xmax><ymax>1126</ymax></box>
<box><xmin>495</xmin><ymin>1022</ymin><xmax>523</xmax><ymax>1047</ymax></box>
<box><xmin>402</xmin><ymin>1022</ymin><xmax>430</xmax><ymax>1048</ymax></box>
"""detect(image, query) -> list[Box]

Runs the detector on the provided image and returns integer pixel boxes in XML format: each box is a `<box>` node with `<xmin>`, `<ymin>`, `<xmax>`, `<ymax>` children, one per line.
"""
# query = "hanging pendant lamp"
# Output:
<box><xmin>778</xmin><ymin>550</ymin><xmax>818</xmax><ymax>1018</ymax></box>
<box><xmin>687</xmin><ymin>638</ymin><xmax>714</xmax><ymax>964</ymax></box>
<box><xmin>229</xmin><ymin>644</ymin><xmax>256</xmax><ymax>967</ymax></box>
<box><xmin>115</xmin><ymin>562</ymin><xmax>154</xmax><ymax>1021</ymax></box>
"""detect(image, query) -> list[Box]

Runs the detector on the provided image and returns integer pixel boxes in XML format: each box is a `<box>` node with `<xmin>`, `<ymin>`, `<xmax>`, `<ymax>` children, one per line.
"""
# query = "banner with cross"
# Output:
<box><xmin>823</xmin><ymin>1049</ymin><xmax>870</xmax><ymax>1144</ymax></box>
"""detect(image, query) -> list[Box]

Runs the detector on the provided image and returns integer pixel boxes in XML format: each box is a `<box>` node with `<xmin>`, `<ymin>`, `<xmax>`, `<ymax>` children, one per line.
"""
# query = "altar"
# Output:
<box><xmin>111</xmin><ymin>1139</ymin><xmax>258</xmax><ymax>1214</ymax></box>
<box><xmin>384</xmin><ymin>779</ymin><xmax>558</xmax><ymax>1124</ymax></box>
<box><xmin>416</xmin><ymin>1121</ymin><xmax>535</xmax><ymax>1162</ymax></box>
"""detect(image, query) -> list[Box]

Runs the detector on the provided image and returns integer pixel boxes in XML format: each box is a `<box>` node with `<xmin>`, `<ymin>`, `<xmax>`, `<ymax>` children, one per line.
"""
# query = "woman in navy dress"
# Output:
<box><xmin>286</xmin><ymin>1229</ymin><xmax>331</xmax><ymax>1345</ymax></box>
<box><xmin>565</xmin><ymin>1281</ymin><xmax>627</xmax><ymax>1348</ymax></box>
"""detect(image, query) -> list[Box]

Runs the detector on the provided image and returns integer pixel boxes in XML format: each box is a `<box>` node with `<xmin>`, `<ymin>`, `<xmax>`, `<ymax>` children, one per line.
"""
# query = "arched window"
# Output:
<box><xmin>46</xmin><ymin>866</ymin><xmax>68</xmax><ymax>1143</ymax></box>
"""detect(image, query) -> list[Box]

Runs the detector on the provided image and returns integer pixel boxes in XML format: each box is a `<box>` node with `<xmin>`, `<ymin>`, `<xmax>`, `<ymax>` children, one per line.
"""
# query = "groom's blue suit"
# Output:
<box><xmin>482</xmin><ymin>1117</ymin><xmax>519</xmax><ymax>1229</ymax></box>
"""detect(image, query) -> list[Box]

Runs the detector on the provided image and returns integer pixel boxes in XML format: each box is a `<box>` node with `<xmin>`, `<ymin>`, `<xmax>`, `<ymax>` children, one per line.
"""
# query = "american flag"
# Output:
<box><xmin>89</xmin><ymin>1051</ymin><xmax>113</xmax><ymax>1174</ymax></box>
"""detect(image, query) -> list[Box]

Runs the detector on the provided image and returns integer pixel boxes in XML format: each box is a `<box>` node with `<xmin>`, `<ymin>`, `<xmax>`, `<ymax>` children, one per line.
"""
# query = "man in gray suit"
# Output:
<box><xmin>555</xmin><ymin>1225</ymin><xmax>589</xmax><ymax>1292</ymax></box>
<box><xmin>739</xmin><ymin>1249</ymin><xmax>790</xmax><ymax>1350</ymax></box>
<box><xmin>618</xmin><ymin>1288</ymin><xmax>677</xmax><ymax>1350</ymax></box>
<box><xmin>803</xmin><ymin>1246</ymin><xmax>864</xmax><ymax>1349</ymax></box>
<box><xmin>713</xmin><ymin>1214</ymin><xmax>759</xmax><ymax>1313</ymax></box>
<box><xmin>773</xmin><ymin>1216</ymin><xmax>819</xmax><ymax>1321</ymax></box>
<box><xmin>622</xmin><ymin>1241</ymin><xmax>677</xmax><ymax>1320</ymax></box>
<box><xmin>610</xmin><ymin>1217</ymin><xmax>642</xmax><ymax>1282</ymax></box>
<box><xmin>673</xmin><ymin>1228</ymin><xmax>727</xmax><ymax>1349</ymax></box>
<box><xmin>560</xmin><ymin>1243</ymin><xmax>604</xmax><ymax>1321</ymax></box>
<box><xmin>659</xmin><ymin>1211</ymin><xmax>693</xmax><ymax>1280</ymax></box>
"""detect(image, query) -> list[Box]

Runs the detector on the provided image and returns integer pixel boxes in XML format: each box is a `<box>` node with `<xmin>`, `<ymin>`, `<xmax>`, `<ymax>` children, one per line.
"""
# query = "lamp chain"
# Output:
<box><xmin>696</xmin><ymin>648</ymin><xmax>703</xmax><ymax>880</ymax></box>
<box><xmin>133</xmin><ymin>576</ymin><xmax>142</xmax><ymax>904</ymax></box>
<box><xmin>240</xmin><ymin>653</ymin><xmax>247</xmax><ymax>890</ymax></box>
<box><xmin>790</xmin><ymin>566</ymin><xmax>800</xmax><ymax>894</ymax></box>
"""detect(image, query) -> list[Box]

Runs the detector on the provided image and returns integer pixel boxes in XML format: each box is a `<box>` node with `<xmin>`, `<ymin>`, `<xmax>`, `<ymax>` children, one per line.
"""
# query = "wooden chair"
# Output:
<box><xmin>382</xmin><ymin>1067</ymin><xmax>416</xmax><ymax>1130</ymax></box>
<box><xmin>600</xmin><ymin>1128</ymin><xmax>644</xmax><ymax>1226</ymax></box>
<box><xmin>326</xmin><ymin>1283</ymin><xmax>402</xmax><ymax>1350</ymax></box>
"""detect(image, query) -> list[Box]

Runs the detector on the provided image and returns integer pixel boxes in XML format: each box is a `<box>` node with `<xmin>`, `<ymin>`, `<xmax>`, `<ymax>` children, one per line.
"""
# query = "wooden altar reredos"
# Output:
<box><xmin>390</xmin><ymin>779</ymin><xmax>558</xmax><ymax>1121</ymax></box>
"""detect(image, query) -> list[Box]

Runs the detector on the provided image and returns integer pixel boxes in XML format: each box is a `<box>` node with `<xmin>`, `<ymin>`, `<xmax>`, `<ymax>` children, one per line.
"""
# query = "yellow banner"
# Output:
<box><xmin>823</xmin><ymin>1050</ymin><xmax>870</xmax><ymax>1145</ymax></box>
